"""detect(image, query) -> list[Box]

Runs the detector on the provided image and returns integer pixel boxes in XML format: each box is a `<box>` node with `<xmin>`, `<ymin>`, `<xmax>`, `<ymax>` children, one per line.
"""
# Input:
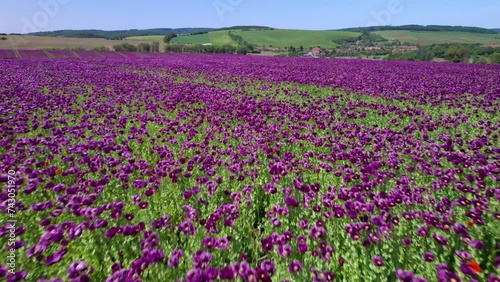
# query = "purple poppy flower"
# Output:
<box><xmin>186</xmin><ymin>268</ymin><xmax>205</xmax><ymax>282</ymax></box>
<box><xmin>369</xmin><ymin>233</ymin><xmax>381</xmax><ymax>243</ymax></box>
<box><xmin>261</xmin><ymin>237</ymin><xmax>274</xmax><ymax>253</ymax></box>
<box><xmin>417</xmin><ymin>226</ymin><xmax>429</xmax><ymax>237</ymax></box>
<box><xmin>216</xmin><ymin>237</ymin><xmax>229</xmax><ymax>250</ymax></box>
<box><xmin>7</xmin><ymin>270</ymin><xmax>27</xmax><ymax>282</ymax></box>
<box><xmin>395</xmin><ymin>269</ymin><xmax>414</xmax><ymax>282</ymax></box>
<box><xmin>179</xmin><ymin>221</ymin><xmax>196</xmax><ymax>236</ymax></box>
<box><xmin>423</xmin><ymin>252</ymin><xmax>435</xmax><ymax>262</ymax></box>
<box><xmin>299</xmin><ymin>220</ymin><xmax>309</xmax><ymax>229</ymax></box>
<box><xmin>432</xmin><ymin>234</ymin><xmax>447</xmax><ymax>247</ymax></box>
<box><xmin>260</xmin><ymin>259</ymin><xmax>275</xmax><ymax>276</ymax></box>
<box><xmin>202</xmin><ymin>237</ymin><xmax>216</xmax><ymax>249</ymax></box>
<box><xmin>278</xmin><ymin>244</ymin><xmax>292</xmax><ymax>258</ymax></box>
<box><xmin>192</xmin><ymin>251</ymin><xmax>212</xmax><ymax>269</ymax></box>
<box><xmin>469</xmin><ymin>240</ymin><xmax>484</xmax><ymax>249</ymax></box>
<box><xmin>310</xmin><ymin>226</ymin><xmax>325</xmax><ymax>240</ymax></box>
<box><xmin>219</xmin><ymin>265</ymin><xmax>234</xmax><ymax>280</ymax></box>
<box><xmin>288</xmin><ymin>260</ymin><xmax>302</xmax><ymax>274</ymax></box>
<box><xmin>373</xmin><ymin>256</ymin><xmax>384</xmax><ymax>267</ymax></box>
<box><xmin>167</xmin><ymin>249</ymin><xmax>183</xmax><ymax>267</ymax></box>
<box><xmin>402</xmin><ymin>237</ymin><xmax>412</xmax><ymax>246</ymax></box>
<box><xmin>488</xmin><ymin>275</ymin><xmax>500</xmax><ymax>282</ymax></box>
<box><xmin>68</xmin><ymin>261</ymin><xmax>87</xmax><ymax>278</ymax></box>
<box><xmin>46</xmin><ymin>248</ymin><xmax>68</xmax><ymax>266</ymax></box>
<box><xmin>460</xmin><ymin>262</ymin><xmax>477</xmax><ymax>277</ymax></box>
<box><xmin>297</xmin><ymin>242</ymin><xmax>309</xmax><ymax>253</ymax></box>
<box><xmin>284</xmin><ymin>196</ymin><xmax>299</xmax><ymax>207</ymax></box>
<box><xmin>455</xmin><ymin>250</ymin><xmax>471</xmax><ymax>261</ymax></box>
<box><xmin>338</xmin><ymin>257</ymin><xmax>345</xmax><ymax>266</ymax></box>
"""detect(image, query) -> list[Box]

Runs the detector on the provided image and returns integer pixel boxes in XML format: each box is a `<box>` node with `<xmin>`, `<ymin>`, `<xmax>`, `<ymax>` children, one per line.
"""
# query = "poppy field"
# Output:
<box><xmin>0</xmin><ymin>54</ymin><xmax>499</xmax><ymax>282</ymax></box>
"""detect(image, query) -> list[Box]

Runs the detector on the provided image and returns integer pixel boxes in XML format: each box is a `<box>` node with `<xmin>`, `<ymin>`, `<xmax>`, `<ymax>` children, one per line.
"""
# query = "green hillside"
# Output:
<box><xmin>171</xmin><ymin>33</ymin><xmax>211</xmax><ymax>44</ymax></box>
<box><xmin>375</xmin><ymin>30</ymin><xmax>500</xmax><ymax>45</ymax></box>
<box><xmin>161</xmin><ymin>29</ymin><xmax>360</xmax><ymax>48</ymax></box>
<box><xmin>28</xmin><ymin>28</ymin><xmax>213</xmax><ymax>39</ymax></box>
<box><xmin>124</xmin><ymin>27</ymin><xmax>500</xmax><ymax>48</ymax></box>
<box><xmin>231</xmin><ymin>30</ymin><xmax>359</xmax><ymax>48</ymax></box>
<box><xmin>208</xmin><ymin>31</ymin><xmax>237</xmax><ymax>45</ymax></box>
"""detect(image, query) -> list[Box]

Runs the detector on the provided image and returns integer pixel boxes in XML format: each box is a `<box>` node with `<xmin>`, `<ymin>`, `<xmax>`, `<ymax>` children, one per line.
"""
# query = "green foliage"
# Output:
<box><xmin>28</xmin><ymin>28</ymin><xmax>213</xmax><ymax>38</ymax></box>
<box><xmin>444</xmin><ymin>45</ymin><xmax>471</xmax><ymax>62</ymax></box>
<box><xmin>164</xmin><ymin>43</ymin><xmax>250</xmax><ymax>54</ymax></box>
<box><xmin>384</xmin><ymin>48</ymin><xmax>434</xmax><ymax>62</ymax></box>
<box><xmin>64</xmin><ymin>46</ymin><xmax>85</xmax><ymax>51</ymax></box>
<box><xmin>471</xmin><ymin>55</ymin><xmax>489</xmax><ymax>64</ymax></box>
<box><xmin>215</xmin><ymin>26</ymin><xmax>274</xmax><ymax>31</ymax></box>
<box><xmin>414</xmin><ymin>49</ymin><xmax>434</xmax><ymax>61</ymax></box>
<box><xmin>163</xmin><ymin>33</ymin><xmax>177</xmax><ymax>43</ymax></box>
<box><xmin>383</xmin><ymin>44</ymin><xmax>500</xmax><ymax>63</ymax></box>
<box><xmin>137</xmin><ymin>43</ymin><xmax>152</xmax><ymax>52</ymax></box>
<box><xmin>189</xmin><ymin>31</ymin><xmax>209</xmax><ymax>35</ymax></box>
<box><xmin>340</xmin><ymin>24</ymin><xmax>497</xmax><ymax>34</ymax></box>
<box><xmin>490</xmin><ymin>52</ymin><xmax>500</xmax><ymax>64</ymax></box>
<box><xmin>91</xmin><ymin>46</ymin><xmax>110</xmax><ymax>51</ymax></box>
<box><xmin>228</xmin><ymin>31</ymin><xmax>256</xmax><ymax>52</ymax></box>
<box><xmin>113</xmin><ymin>43</ymin><xmax>138</xmax><ymax>52</ymax></box>
<box><xmin>332</xmin><ymin>31</ymin><xmax>387</xmax><ymax>48</ymax></box>
<box><xmin>151</xmin><ymin>41</ymin><xmax>160</xmax><ymax>52</ymax></box>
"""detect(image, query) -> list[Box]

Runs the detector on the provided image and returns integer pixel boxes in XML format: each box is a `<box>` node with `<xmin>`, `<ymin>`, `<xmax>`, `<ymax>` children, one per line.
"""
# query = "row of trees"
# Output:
<box><xmin>164</xmin><ymin>44</ymin><xmax>251</xmax><ymax>54</ymax></box>
<box><xmin>228</xmin><ymin>31</ymin><xmax>256</xmax><ymax>53</ymax></box>
<box><xmin>163</xmin><ymin>33</ymin><xmax>177</xmax><ymax>43</ymax></box>
<box><xmin>341</xmin><ymin>25</ymin><xmax>497</xmax><ymax>34</ymax></box>
<box><xmin>332</xmin><ymin>31</ymin><xmax>388</xmax><ymax>47</ymax></box>
<box><xmin>113</xmin><ymin>42</ymin><xmax>160</xmax><ymax>52</ymax></box>
<box><xmin>385</xmin><ymin>44</ymin><xmax>500</xmax><ymax>63</ymax></box>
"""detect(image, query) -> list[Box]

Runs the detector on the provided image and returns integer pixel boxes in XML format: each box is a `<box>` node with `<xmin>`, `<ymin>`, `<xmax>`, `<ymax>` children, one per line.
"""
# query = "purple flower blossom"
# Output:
<box><xmin>288</xmin><ymin>260</ymin><xmax>302</xmax><ymax>274</ymax></box>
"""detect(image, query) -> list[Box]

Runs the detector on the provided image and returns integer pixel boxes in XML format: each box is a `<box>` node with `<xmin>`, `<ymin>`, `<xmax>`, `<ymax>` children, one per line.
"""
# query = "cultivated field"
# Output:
<box><xmin>127</xmin><ymin>29</ymin><xmax>500</xmax><ymax>48</ymax></box>
<box><xmin>0</xmin><ymin>35</ymin><xmax>164</xmax><ymax>50</ymax></box>
<box><xmin>0</xmin><ymin>54</ymin><xmax>499</xmax><ymax>282</ymax></box>
<box><xmin>131</xmin><ymin>29</ymin><xmax>361</xmax><ymax>48</ymax></box>
<box><xmin>172</xmin><ymin>33</ymin><xmax>212</xmax><ymax>45</ymax></box>
<box><xmin>375</xmin><ymin>31</ymin><xmax>500</xmax><ymax>45</ymax></box>
<box><xmin>230</xmin><ymin>30</ymin><xmax>360</xmax><ymax>48</ymax></box>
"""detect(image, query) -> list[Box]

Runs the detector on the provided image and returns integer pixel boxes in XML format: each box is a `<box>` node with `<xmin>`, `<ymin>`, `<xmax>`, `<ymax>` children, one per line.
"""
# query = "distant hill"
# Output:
<box><xmin>166</xmin><ymin>29</ymin><xmax>360</xmax><ymax>48</ymax></box>
<box><xmin>134</xmin><ymin>27</ymin><xmax>499</xmax><ymax>48</ymax></box>
<box><xmin>214</xmin><ymin>26</ymin><xmax>275</xmax><ymax>31</ymax></box>
<box><xmin>338</xmin><ymin>25</ymin><xmax>497</xmax><ymax>34</ymax></box>
<box><xmin>6</xmin><ymin>25</ymin><xmax>499</xmax><ymax>51</ymax></box>
<box><xmin>27</xmin><ymin>28</ymin><xmax>214</xmax><ymax>39</ymax></box>
<box><xmin>373</xmin><ymin>30</ymin><xmax>500</xmax><ymax>45</ymax></box>
<box><xmin>493</xmin><ymin>29</ymin><xmax>500</xmax><ymax>33</ymax></box>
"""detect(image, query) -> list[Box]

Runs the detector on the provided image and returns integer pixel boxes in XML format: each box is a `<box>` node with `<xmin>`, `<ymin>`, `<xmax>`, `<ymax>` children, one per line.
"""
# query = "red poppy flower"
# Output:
<box><xmin>466</xmin><ymin>221</ymin><xmax>474</xmax><ymax>227</ymax></box>
<box><xmin>56</xmin><ymin>169</ymin><xmax>62</xmax><ymax>175</ymax></box>
<box><xmin>467</xmin><ymin>260</ymin><xmax>481</xmax><ymax>274</ymax></box>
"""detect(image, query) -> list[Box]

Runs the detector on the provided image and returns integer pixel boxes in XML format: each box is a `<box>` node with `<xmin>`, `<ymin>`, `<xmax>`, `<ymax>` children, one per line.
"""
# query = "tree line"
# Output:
<box><xmin>340</xmin><ymin>25</ymin><xmax>497</xmax><ymax>34</ymax></box>
<box><xmin>113</xmin><ymin>42</ymin><xmax>160</xmax><ymax>52</ymax></box>
<box><xmin>164</xmin><ymin>44</ymin><xmax>252</xmax><ymax>54</ymax></box>
<box><xmin>385</xmin><ymin>44</ymin><xmax>500</xmax><ymax>63</ymax></box>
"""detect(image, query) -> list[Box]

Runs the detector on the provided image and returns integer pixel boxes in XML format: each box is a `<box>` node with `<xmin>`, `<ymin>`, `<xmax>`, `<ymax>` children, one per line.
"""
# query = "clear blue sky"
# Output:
<box><xmin>0</xmin><ymin>0</ymin><xmax>499</xmax><ymax>33</ymax></box>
